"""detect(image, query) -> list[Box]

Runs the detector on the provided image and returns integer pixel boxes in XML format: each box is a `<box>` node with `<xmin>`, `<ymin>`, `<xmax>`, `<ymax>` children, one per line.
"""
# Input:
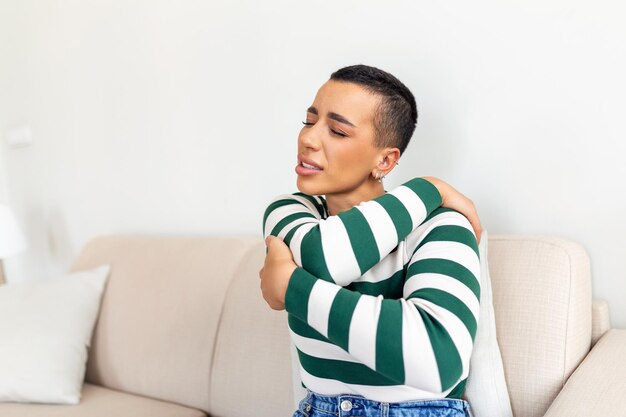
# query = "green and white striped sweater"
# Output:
<box><xmin>262</xmin><ymin>177</ymin><xmax>480</xmax><ymax>402</ymax></box>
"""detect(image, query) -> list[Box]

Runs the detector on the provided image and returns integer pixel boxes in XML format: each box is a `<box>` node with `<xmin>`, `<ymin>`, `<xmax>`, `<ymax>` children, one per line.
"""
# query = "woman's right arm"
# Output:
<box><xmin>283</xmin><ymin>209</ymin><xmax>481</xmax><ymax>394</ymax></box>
<box><xmin>263</xmin><ymin>177</ymin><xmax>474</xmax><ymax>286</ymax></box>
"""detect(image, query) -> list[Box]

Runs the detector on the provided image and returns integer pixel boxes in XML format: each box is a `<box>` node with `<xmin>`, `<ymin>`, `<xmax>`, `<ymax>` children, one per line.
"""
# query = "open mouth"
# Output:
<box><xmin>301</xmin><ymin>162</ymin><xmax>322</xmax><ymax>170</ymax></box>
<box><xmin>296</xmin><ymin>158</ymin><xmax>324</xmax><ymax>176</ymax></box>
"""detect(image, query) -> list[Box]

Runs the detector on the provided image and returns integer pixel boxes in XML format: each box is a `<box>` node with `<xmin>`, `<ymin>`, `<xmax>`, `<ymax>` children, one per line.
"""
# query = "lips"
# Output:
<box><xmin>295</xmin><ymin>155</ymin><xmax>324</xmax><ymax>177</ymax></box>
<box><xmin>298</xmin><ymin>155</ymin><xmax>323</xmax><ymax>170</ymax></box>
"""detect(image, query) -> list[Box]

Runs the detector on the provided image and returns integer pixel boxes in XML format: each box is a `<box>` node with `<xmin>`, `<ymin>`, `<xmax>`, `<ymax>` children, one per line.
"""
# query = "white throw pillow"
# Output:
<box><xmin>463</xmin><ymin>230</ymin><xmax>513</xmax><ymax>417</ymax></box>
<box><xmin>0</xmin><ymin>265</ymin><xmax>110</xmax><ymax>404</ymax></box>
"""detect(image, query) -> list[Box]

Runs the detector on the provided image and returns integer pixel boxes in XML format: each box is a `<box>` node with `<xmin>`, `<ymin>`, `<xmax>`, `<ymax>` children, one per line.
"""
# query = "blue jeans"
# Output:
<box><xmin>292</xmin><ymin>389</ymin><xmax>474</xmax><ymax>417</ymax></box>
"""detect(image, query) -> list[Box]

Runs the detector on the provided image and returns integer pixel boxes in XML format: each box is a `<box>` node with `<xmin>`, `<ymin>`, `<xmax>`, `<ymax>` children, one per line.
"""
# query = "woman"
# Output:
<box><xmin>260</xmin><ymin>65</ymin><xmax>480</xmax><ymax>417</ymax></box>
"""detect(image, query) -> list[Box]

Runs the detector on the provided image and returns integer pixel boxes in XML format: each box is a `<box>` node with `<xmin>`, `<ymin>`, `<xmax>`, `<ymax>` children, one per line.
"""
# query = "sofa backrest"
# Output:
<box><xmin>488</xmin><ymin>235</ymin><xmax>592</xmax><ymax>417</ymax></box>
<box><xmin>208</xmin><ymin>238</ymin><xmax>295</xmax><ymax>416</ymax></box>
<box><xmin>70</xmin><ymin>235</ymin><xmax>294</xmax><ymax>415</ymax></box>
<box><xmin>71</xmin><ymin>234</ymin><xmax>593</xmax><ymax>417</ymax></box>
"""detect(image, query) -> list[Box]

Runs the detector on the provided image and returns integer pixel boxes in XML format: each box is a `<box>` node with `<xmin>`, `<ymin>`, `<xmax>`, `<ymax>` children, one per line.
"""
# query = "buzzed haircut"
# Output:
<box><xmin>330</xmin><ymin>64</ymin><xmax>418</xmax><ymax>156</ymax></box>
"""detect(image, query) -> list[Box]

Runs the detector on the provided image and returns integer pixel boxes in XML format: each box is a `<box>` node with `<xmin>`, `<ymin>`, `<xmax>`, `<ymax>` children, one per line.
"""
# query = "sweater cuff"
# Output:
<box><xmin>284</xmin><ymin>267</ymin><xmax>317</xmax><ymax>322</ymax></box>
<box><xmin>403</xmin><ymin>177</ymin><xmax>443</xmax><ymax>214</ymax></box>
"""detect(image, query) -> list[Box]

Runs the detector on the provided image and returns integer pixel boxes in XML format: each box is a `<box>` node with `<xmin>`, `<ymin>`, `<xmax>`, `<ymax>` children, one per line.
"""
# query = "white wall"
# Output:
<box><xmin>0</xmin><ymin>127</ymin><xmax>26</xmax><ymax>280</ymax></box>
<box><xmin>1</xmin><ymin>0</ymin><xmax>625</xmax><ymax>327</ymax></box>
<box><xmin>0</xmin><ymin>146</ymin><xmax>7</xmax><ymax>201</ymax></box>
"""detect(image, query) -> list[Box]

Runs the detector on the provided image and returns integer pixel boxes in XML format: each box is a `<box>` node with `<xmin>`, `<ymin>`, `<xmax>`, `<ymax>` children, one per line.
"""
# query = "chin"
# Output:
<box><xmin>296</xmin><ymin>177</ymin><xmax>326</xmax><ymax>196</ymax></box>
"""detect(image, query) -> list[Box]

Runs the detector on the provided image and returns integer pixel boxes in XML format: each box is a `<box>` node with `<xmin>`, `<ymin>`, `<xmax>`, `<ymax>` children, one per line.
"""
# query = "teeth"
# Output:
<box><xmin>302</xmin><ymin>162</ymin><xmax>321</xmax><ymax>170</ymax></box>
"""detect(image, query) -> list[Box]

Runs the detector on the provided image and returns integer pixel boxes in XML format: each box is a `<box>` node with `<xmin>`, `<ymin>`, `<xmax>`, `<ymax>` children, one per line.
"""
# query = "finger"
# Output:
<box><xmin>473</xmin><ymin>223</ymin><xmax>480</xmax><ymax>243</ymax></box>
<box><xmin>268</xmin><ymin>235</ymin><xmax>286</xmax><ymax>251</ymax></box>
<box><xmin>467</xmin><ymin>217</ymin><xmax>481</xmax><ymax>244</ymax></box>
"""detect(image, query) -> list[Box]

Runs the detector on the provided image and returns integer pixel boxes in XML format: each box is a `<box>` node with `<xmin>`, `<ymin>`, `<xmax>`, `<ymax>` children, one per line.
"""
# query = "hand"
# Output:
<box><xmin>258</xmin><ymin>236</ymin><xmax>298</xmax><ymax>310</ymax></box>
<box><xmin>421</xmin><ymin>176</ymin><xmax>483</xmax><ymax>244</ymax></box>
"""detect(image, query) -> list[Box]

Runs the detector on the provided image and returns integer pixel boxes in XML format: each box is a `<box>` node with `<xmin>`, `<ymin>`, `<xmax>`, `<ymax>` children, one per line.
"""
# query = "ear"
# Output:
<box><xmin>376</xmin><ymin>148</ymin><xmax>401</xmax><ymax>174</ymax></box>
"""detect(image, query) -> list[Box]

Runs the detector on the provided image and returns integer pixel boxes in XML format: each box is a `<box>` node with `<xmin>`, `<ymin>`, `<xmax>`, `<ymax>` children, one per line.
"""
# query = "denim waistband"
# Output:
<box><xmin>299</xmin><ymin>388</ymin><xmax>472</xmax><ymax>417</ymax></box>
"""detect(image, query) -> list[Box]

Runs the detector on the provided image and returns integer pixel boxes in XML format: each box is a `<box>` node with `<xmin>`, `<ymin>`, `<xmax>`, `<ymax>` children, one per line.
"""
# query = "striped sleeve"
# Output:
<box><xmin>262</xmin><ymin>177</ymin><xmax>442</xmax><ymax>286</ymax></box>
<box><xmin>284</xmin><ymin>209</ymin><xmax>481</xmax><ymax>394</ymax></box>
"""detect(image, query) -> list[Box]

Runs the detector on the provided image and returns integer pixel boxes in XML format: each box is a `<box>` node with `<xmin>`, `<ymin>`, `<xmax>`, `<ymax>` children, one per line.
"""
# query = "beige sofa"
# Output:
<box><xmin>0</xmin><ymin>234</ymin><xmax>623</xmax><ymax>417</ymax></box>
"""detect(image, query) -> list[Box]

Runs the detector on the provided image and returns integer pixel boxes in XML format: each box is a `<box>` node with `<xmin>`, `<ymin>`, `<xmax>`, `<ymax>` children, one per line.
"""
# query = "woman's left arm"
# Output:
<box><xmin>262</xmin><ymin>177</ymin><xmax>442</xmax><ymax>286</ymax></box>
<box><xmin>262</xmin><ymin>176</ymin><xmax>481</xmax><ymax>288</ymax></box>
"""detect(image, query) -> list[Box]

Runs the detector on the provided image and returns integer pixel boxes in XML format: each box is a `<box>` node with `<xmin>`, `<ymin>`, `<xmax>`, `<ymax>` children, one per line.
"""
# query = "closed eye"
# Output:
<box><xmin>301</xmin><ymin>121</ymin><xmax>347</xmax><ymax>137</ymax></box>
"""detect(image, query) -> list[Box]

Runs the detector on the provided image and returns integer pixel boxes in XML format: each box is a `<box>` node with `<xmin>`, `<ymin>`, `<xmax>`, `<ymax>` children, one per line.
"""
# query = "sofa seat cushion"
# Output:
<box><xmin>0</xmin><ymin>383</ymin><xmax>206</xmax><ymax>417</ymax></box>
<box><xmin>543</xmin><ymin>329</ymin><xmax>626</xmax><ymax>417</ymax></box>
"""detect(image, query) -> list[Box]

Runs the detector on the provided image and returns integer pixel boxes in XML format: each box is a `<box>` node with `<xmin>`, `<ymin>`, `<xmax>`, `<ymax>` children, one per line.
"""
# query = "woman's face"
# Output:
<box><xmin>296</xmin><ymin>79</ymin><xmax>383</xmax><ymax>196</ymax></box>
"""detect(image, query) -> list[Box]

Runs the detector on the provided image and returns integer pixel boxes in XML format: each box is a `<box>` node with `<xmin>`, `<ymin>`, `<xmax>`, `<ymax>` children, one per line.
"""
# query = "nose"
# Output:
<box><xmin>299</xmin><ymin>124</ymin><xmax>321</xmax><ymax>151</ymax></box>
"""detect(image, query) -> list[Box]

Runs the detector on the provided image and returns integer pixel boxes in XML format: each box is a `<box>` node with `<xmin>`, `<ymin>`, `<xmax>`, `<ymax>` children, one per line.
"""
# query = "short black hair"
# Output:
<box><xmin>330</xmin><ymin>64</ymin><xmax>417</xmax><ymax>156</ymax></box>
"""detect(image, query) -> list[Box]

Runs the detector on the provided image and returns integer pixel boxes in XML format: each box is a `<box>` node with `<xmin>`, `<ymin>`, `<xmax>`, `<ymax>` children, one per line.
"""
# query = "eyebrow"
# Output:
<box><xmin>307</xmin><ymin>106</ymin><xmax>357</xmax><ymax>128</ymax></box>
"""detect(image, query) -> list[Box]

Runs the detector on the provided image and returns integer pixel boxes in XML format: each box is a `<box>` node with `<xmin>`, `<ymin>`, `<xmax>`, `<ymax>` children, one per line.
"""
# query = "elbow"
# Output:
<box><xmin>404</xmin><ymin>326</ymin><xmax>471</xmax><ymax>394</ymax></box>
<box><xmin>439</xmin><ymin>367</ymin><xmax>464</xmax><ymax>393</ymax></box>
<box><xmin>437</xmin><ymin>340</ymin><xmax>474</xmax><ymax>393</ymax></box>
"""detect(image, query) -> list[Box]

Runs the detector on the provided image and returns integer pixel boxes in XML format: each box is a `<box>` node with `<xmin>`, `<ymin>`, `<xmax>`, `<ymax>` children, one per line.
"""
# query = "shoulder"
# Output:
<box><xmin>405</xmin><ymin>207</ymin><xmax>478</xmax><ymax>256</ymax></box>
<box><xmin>417</xmin><ymin>207</ymin><xmax>474</xmax><ymax>232</ymax></box>
<box><xmin>263</xmin><ymin>192</ymin><xmax>326</xmax><ymax>218</ymax></box>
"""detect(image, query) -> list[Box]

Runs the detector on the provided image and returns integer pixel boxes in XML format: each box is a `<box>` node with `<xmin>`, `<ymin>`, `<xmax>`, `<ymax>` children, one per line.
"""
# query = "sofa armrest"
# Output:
<box><xmin>591</xmin><ymin>298</ymin><xmax>611</xmax><ymax>347</ymax></box>
<box><xmin>543</xmin><ymin>329</ymin><xmax>626</xmax><ymax>417</ymax></box>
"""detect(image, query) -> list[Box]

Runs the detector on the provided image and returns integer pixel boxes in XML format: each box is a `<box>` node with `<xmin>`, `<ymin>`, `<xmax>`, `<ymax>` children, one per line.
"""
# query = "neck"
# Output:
<box><xmin>325</xmin><ymin>180</ymin><xmax>385</xmax><ymax>217</ymax></box>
